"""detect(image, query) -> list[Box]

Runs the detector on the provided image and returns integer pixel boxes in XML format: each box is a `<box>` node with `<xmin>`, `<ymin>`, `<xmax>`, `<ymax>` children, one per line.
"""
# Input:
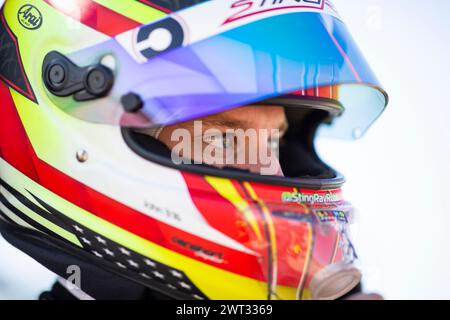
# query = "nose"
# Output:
<box><xmin>233</xmin><ymin>141</ymin><xmax>284</xmax><ymax>176</ymax></box>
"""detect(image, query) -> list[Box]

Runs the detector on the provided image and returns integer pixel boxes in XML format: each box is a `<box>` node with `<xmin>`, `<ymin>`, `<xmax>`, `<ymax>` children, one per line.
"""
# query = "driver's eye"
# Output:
<box><xmin>204</xmin><ymin>133</ymin><xmax>281</xmax><ymax>152</ymax></box>
<box><xmin>204</xmin><ymin>133</ymin><xmax>235</xmax><ymax>149</ymax></box>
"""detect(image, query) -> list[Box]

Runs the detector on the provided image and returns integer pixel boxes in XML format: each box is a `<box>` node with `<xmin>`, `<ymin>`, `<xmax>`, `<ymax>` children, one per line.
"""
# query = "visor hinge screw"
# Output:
<box><xmin>76</xmin><ymin>150</ymin><xmax>89</xmax><ymax>163</ymax></box>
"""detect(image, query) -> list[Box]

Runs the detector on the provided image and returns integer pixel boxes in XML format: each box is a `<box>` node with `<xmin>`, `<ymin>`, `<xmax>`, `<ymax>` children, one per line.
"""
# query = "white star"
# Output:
<box><xmin>95</xmin><ymin>236</ymin><xmax>107</xmax><ymax>245</ymax></box>
<box><xmin>127</xmin><ymin>259</ymin><xmax>139</xmax><ymax>268</ymax></box>
<box><xmin>170</xmin><ymin>270</ymin><xmax>183</xmax><ymax>279</ymax></box>
<box><xmin>152</xmin><ymin>271</ymin><xmax>164</xmax><ymax>279</ymax></box>
<box><xmin>92</xmin><ymin>251</ymin><xmax>103</xmax><ymax>258</ymax></box>
<box><xmin>140</xmin><ymin>272</ymin><xmax>152</xmax><ymax>279</ymax></box>
<box><xmin>179</xmin><ymin>282</ymin><xmax>191</xmax><ymax>290</ymax></box>
<box><xmin>192</xmin><ymin>294</ymin><xmax>204</xmax><ymax>300</ymax></box>
<box><xmin>116</xmin><ymin>262</ymin><xmax>127</xmax><ymax>269</ymax></box>
<box><xmin>119</xmin><ymin>247</ymin><xmax>131</xmax><ymax>256</ymax></box>
<box><xmin>81</xmin><ymin>237</ymin><xmax>91</xmax><ymax>245</ymax></box>
<box><xmin>73</xmin><ymin>225</ymin><xmax>84</xmax><ymax>233</ymax></box>
<box><xmin>103</xmin><ymin>248</ymin><xmax>115</xmax><ymax>257</ymax></box>
<box><xmin>144</xmin><ymin>258</ymin><xmax>156</xmax><ymax>268</ymax></box>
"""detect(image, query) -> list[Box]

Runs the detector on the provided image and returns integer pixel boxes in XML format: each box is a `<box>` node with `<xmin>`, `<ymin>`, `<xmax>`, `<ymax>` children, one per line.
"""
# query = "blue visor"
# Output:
<box><xmin>56</xmin><ymin>11</ymin><xmax>388</xmax><ymax>139</ymax></box>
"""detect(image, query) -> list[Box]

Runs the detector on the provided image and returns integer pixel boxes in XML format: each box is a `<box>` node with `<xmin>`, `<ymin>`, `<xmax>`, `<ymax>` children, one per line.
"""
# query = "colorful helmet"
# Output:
<box><xmin>0</xmin><ymin>0</ymin><xmax>388</xmax><ymax>300</ymax></box>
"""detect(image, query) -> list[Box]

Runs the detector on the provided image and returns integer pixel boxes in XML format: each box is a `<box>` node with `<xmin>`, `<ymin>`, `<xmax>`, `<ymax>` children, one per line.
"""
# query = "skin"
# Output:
<box><xmin>157</xmin><ymin>105</ymin><xmax>288</xmax><ymax>176</ymax></box>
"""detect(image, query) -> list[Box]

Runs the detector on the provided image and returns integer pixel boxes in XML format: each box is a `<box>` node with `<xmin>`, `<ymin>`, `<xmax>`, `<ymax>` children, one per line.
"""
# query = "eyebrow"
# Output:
<box><xmin>201</xmin><ymin>119</ymin><xmax>245</xmax><ymax>129</ymax></box>
<box><xmin>201</xmin><ymin>118</ymin><xmax>289</xmax><ymax>134</ymax></box>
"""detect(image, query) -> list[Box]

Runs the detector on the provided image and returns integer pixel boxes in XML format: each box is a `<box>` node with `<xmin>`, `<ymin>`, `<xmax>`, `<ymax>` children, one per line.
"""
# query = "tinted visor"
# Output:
<box><xmin>55</xmin><ymin>11</ymin><xmax>387</xmax><ymax>139</ymax></box>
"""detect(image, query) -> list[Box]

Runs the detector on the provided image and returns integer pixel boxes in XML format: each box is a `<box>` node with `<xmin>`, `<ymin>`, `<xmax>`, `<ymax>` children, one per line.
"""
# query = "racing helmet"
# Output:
<box><xmin>0</xmin><ymin>0</ymin><xmax>388</xmax><ymax>300</ymax></box>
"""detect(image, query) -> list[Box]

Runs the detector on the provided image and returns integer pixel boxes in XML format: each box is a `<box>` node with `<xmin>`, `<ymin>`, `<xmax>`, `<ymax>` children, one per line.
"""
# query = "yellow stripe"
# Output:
<box><xmin>242</xmin><ymin>182</ymin><xmax>279</xmax><ymax>298</ymax></box>
<box><xmin>295</xmin><ymin>223</ymin><xmax>313</xmax><ymax>300</ymax></box>
<box><xmin>205</xmin><ymin>177</ymin><xmax>263</xmax><ymax>242</ymax></box>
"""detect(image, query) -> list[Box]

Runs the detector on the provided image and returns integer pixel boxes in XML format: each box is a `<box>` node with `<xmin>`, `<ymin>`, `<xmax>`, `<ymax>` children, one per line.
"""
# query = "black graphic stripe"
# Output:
<box><xmin>27</xmin><ymin>190</ymin><xmax>209</xmax><ymax>299</ymax></box>
<box><xmin>0</xmin><ymin>203</ymin><xmax>15</xmax><ymax>224</ymax></box>
<box><xmin>0</xmin><ymin>191</ymin><xmax>50</xmax><ymax>235</ymax></box>
<box><xmin>0</xmin><ymin>182</ymin><xmax>209</xmax><ymax>300</ymax></box>
<box><xmin>0</xmin><ymin>12</ymin><xmax>37</xmax><ymax>102</ymax></box>
<box><xmin>27</xmin><ymin>190</ymin><xmax>83</xmax><ymax>235</ymax></box>
<box><xmin>0</xmin><ymin>178</ymin><xmax>74</xmax><ymax>235</ymax></box>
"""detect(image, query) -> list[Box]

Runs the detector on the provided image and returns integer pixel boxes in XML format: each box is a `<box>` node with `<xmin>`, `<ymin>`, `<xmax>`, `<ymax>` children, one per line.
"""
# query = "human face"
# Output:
<box><xmin>157</xmin><ymin>105</ymin><xmax>288</xmax><ymax>176</ymax></box>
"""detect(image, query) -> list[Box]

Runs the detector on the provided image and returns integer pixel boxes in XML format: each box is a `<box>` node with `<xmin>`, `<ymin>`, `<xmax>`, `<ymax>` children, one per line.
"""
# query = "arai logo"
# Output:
<box><xmin>17</xmin><ymin>4</ymin><xmax>42</xmax><ymax>30</ymax></box>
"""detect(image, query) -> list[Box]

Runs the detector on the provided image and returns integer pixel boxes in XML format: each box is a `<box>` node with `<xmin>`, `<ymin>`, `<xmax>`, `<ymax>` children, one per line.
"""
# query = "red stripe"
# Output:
<box><xmin>0</xmin><ymin>83</ymin><xmax>39</xmax><ymax>180</ymax></box>
<box><xmin>44</xmin><ymin>0</ymin><xmax>141</xmax><ymax>37</ymax></box>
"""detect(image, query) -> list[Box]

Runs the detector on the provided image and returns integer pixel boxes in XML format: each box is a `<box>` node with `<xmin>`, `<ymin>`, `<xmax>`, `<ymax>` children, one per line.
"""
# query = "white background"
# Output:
<box><xmin>1</xmin><ymin>0</ymin><xmax>450</xmax><ymax>299</ymax></box>
<box><xmin>320</xmin><ymin>0</ymin><xmax>450</xmax><ymax>299</ymax></box>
